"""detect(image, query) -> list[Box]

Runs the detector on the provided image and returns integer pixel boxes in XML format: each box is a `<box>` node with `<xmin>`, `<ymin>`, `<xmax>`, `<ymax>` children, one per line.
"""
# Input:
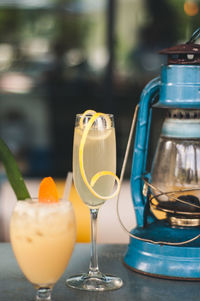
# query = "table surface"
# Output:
<box><xmin>1</xmin><ymin>243</ymin><xmax>200</xmax><ymax>301</ymax></box>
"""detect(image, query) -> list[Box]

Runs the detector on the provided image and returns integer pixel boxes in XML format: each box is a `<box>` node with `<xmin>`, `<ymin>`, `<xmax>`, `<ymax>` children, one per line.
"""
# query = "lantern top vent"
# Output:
<box><xmin>159</xmin><ymin>27</ymin><xmax>200</xmax><ymax>65</ymax></box>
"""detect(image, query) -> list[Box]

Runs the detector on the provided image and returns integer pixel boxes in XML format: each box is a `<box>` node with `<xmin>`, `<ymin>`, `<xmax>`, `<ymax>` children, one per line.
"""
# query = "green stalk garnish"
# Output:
<box><xmin>0</xmin><ymin>138</ymin><xmax>30</xmax><ymax>200</ymax></box>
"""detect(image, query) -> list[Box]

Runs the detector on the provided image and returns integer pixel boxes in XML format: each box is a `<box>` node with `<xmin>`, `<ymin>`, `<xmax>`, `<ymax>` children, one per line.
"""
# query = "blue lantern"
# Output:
<box><xmin>124</xmin><ymin>28</ymin><xmax>200</xmax><ymax>279</ymax></box>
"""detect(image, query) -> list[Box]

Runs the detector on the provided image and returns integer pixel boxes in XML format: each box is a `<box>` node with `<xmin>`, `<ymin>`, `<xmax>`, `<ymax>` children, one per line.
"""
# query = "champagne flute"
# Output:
<box><xmin>66</xmin><ymin>111</ymin><xmax>123</xmax><ymax>291</ymax></box>
<box><xmin>10</xmin><ymin>198</ymin><xmax>76</xmax><ymax>301</ymax></box>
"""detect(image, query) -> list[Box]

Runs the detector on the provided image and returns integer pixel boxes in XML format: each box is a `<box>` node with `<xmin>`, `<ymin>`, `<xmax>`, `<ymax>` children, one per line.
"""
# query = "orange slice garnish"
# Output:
<box><xmin>38</xmin><ymin>177</ymin><xmax>59</xmax><ymax>203</ymax></box>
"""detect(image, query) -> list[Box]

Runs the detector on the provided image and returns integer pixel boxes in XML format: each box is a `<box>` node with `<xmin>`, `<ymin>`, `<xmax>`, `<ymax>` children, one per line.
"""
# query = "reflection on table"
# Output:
<box><xmin>1</xmin><ymin>243</ymin><xmax>200</xmax><ymax>301</ymax></box>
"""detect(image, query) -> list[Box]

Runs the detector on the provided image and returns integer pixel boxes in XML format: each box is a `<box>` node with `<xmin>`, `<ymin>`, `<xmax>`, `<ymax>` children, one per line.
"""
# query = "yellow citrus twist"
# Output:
<box><xmin>79</xmin><ymin>110</ymin><xmax>120</xmax><ymax>200</ymax></box>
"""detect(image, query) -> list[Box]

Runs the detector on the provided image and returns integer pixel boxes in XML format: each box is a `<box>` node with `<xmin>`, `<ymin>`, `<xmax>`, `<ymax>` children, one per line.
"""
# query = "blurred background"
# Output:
<box><xmin>0</xmin><ymin>0</ymin><xmax>200</xmax><ymax>242</ymax></box>
<box><xmin>0</xmin><ymin>0</ymin><xmax>199</xmax><ymax>180</ymax></box>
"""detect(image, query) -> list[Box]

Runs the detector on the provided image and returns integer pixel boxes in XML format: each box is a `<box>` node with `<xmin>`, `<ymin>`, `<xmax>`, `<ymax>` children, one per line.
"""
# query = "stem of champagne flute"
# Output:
<box><xmin>36</xmin><ymin>287</ymin><xmax>52</xmax><ymax>301</ymax></box>
<box><xmin>89</xmin><ymin>208</ymin><xmax>99</xmax><ymax>275</ymax></box>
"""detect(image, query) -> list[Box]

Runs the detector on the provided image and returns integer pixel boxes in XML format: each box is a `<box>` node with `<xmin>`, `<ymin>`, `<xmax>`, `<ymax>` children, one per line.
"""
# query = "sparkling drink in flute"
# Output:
<box><xmin>66</xmin><ymin>111</ymin><xmax>123</xmax><ymax>291</ymax></box>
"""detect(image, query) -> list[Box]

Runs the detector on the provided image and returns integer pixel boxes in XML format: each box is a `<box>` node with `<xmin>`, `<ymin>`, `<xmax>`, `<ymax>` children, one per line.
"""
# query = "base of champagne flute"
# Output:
<box><xmin>66</xmin><ymin>271</ymin><xmax>123</xmax><ymax>291</ymax></box>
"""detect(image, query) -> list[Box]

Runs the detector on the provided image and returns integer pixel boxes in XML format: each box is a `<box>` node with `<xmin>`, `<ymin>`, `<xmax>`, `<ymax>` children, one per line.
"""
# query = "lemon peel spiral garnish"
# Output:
<box><xmin>79</xmin><ymin>110</ymin><xmax>96</xmax><ymax>129</ymax></box>
<box><xmin>79</xmin><ymin>110</ymin><xmax>120</xmax><ymax>200</ymax></box>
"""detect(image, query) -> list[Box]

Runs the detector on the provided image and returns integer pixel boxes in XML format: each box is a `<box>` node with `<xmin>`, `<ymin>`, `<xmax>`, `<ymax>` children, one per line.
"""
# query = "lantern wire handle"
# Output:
<box><xmin>116</xmin><ymin>105</ymin><xmax>200</xmax><ymax>246</ymax></box>
<box><xmin>187</xmin><ymin>27</ymin><xmax>200</xmax><ymax>44</ymax></box>
<box><xmin>118</xmin><ymin>104</ymin><xmax>139</xmax><ymax>185</ymax></box>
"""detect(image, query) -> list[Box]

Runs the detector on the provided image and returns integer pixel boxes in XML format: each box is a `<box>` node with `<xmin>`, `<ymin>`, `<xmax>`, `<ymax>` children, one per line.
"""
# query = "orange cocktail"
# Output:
<box><xmin>10</xmin><ymin>177</ymin><xmax>76</xmax><ymax>300</ymax></box>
